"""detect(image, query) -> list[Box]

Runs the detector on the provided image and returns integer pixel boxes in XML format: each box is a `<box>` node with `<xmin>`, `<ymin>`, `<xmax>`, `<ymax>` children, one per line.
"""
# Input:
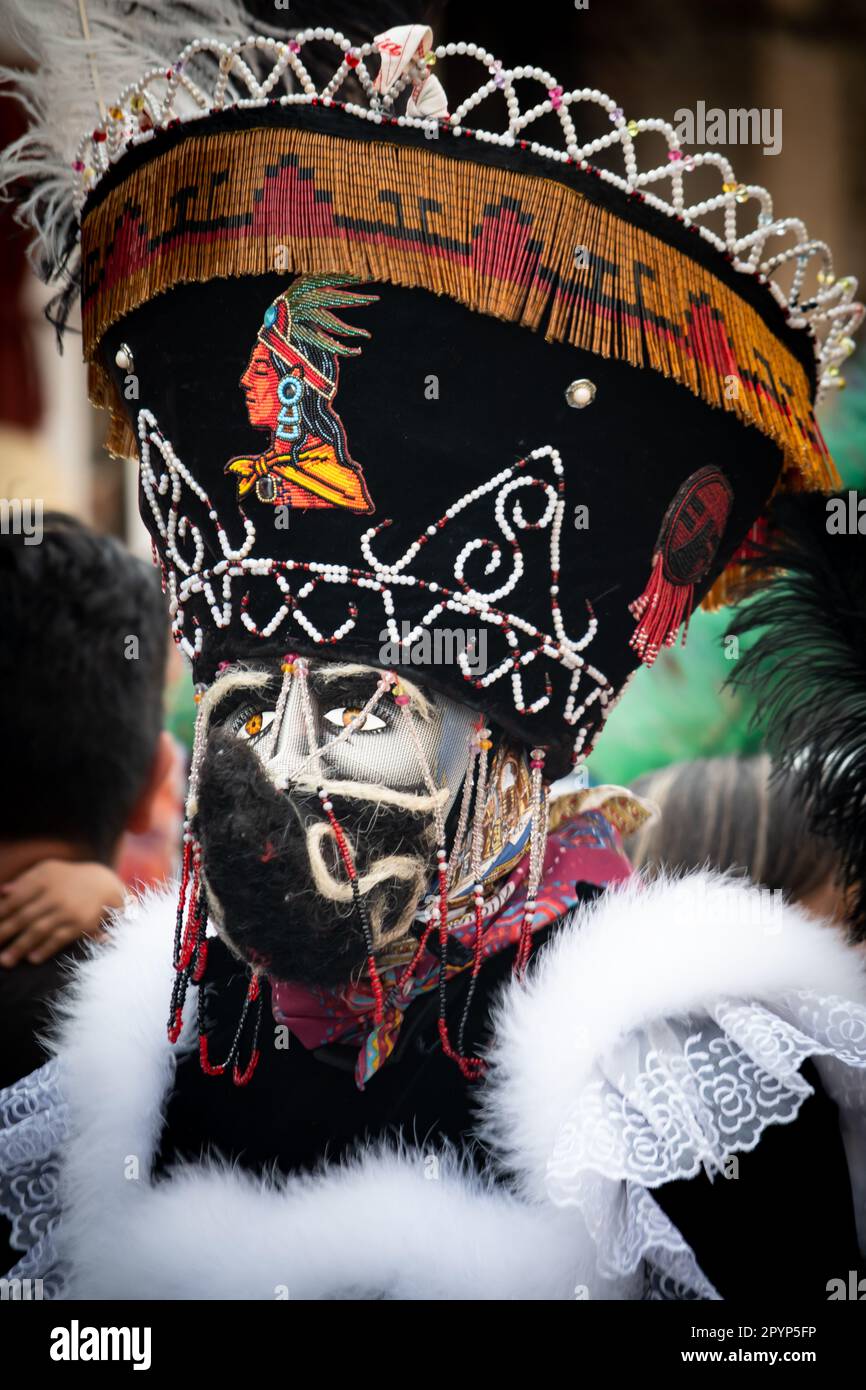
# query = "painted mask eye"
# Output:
<box><xmin>232</xmin><ymin>708</ymin><xmax>275</xmax><ymax>742</ymax></box>
<box><xmin>323</xmin><ymin>706</ymin><xmax>386</xmax><ymax>732</ymax></box>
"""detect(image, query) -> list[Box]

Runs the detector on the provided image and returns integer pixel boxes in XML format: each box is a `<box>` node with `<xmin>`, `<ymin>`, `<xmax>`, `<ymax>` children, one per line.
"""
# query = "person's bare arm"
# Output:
<box><xmin>0</xmin><ymin>861</ymin><xmax>126</xmax><ymax>967</ymax></box>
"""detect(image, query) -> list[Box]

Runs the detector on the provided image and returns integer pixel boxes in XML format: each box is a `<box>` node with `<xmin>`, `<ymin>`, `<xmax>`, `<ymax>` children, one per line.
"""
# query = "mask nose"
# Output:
<box><xmin>254</xmin><ymin>678</ymin><xmax>320</xmax><ymax>790</ymax></box>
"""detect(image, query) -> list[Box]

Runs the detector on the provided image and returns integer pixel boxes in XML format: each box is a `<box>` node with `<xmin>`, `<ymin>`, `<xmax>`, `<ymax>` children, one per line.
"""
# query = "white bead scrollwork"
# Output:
<box><xmin>138</xmin><ymin>412</ymin><xmax>613</xmax><ymax>758</ymax></box>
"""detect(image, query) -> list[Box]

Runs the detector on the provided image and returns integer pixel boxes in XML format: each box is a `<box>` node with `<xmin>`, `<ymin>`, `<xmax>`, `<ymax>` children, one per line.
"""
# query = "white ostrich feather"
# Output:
<box><xmin>0</xmin><ymin>0</ymin><xmax>257</xmax><ymax>276</ymax></box>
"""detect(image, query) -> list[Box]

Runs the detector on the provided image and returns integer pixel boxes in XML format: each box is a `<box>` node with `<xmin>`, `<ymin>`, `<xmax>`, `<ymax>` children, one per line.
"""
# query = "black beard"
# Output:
<box><xmin>195</xmin><ymin>727</ymin><xmax>436</xmax><ymax>987</ymax></box>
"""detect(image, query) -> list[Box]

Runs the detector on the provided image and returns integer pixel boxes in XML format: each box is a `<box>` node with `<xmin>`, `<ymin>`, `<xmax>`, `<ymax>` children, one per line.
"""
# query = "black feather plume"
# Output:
<box><xmin>727</xmin><ymin>490</ymin><xmax>866</xmax><ymax>938</ymax></box>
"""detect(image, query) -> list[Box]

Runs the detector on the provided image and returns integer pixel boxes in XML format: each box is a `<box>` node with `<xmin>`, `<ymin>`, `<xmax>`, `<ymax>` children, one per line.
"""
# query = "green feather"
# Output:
<box><xmin>284</xmin><ymin>273</ymin><xmax>377</xmax><ymax>357</ymax></box>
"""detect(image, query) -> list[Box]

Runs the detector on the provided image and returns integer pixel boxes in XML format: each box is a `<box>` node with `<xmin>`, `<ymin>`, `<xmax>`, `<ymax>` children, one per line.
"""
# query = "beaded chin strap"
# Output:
<box><xmin>168</xmin><ymin>657</ymin><xmax>551</xmax><ymax>1085</ymax></box>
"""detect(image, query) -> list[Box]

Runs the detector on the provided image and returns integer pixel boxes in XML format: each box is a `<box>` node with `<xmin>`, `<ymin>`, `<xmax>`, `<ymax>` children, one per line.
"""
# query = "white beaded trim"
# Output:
<box><xmin>138</xmin><ymin>407</ymin><xmax>613</xmax><ymax>763</ymax></box>
<box><xmin>71</xmin><ymin>27</ymin><xmax>861</xmax><ymax>397</ymax></box>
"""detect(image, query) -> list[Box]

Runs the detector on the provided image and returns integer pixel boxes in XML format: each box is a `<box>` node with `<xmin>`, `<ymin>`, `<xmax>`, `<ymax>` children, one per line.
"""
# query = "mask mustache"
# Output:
<box><xmin>305</xmin><ymin>820</ymin><xmax>429</xmax><ymax>951</ymax></box>
<box><xmin>195</xmin><ymin>726</ymin><xmax>436</xmax><ymax>987</ymax></box>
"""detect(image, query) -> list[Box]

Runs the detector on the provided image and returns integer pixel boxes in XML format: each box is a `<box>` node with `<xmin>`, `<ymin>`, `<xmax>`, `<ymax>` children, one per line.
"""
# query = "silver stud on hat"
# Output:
<box><xmin>115</xmin><ymin>343</ymin><xmax>134</xmax><ymax>372</ymax></box>
<box><xmin>565</xmin><ymin>378</ymin><xmax>596</xmax><ymax>409</ymax></box>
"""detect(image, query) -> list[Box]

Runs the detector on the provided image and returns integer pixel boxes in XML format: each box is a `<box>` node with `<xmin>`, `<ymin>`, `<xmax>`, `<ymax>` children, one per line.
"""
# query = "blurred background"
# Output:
<box><xmin>1</xmin><ymin>0</ymin><xmax>864</xmax><ymax>793</ymax></box>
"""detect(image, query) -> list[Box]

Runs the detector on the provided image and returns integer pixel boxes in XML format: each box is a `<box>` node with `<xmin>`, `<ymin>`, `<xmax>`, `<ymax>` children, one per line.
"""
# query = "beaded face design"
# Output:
<box><xmin>226</xmin><ymin>276</ymin><xmax>376</xmax><ymax>514</ymax></box>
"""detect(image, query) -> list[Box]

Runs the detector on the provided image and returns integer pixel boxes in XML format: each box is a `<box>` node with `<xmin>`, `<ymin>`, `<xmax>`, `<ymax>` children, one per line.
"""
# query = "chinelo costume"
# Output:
<box><xmin>2</xmin><ymin>3</ymin><xmax>866</xmax><ymax>1302</ymax></box>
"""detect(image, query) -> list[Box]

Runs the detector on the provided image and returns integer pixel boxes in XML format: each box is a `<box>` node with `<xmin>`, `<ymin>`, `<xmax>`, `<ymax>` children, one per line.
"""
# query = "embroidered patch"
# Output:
<box><xmin>657</xmin><ymin>465</ymin><xmax>734</xmax><ymax>586</ymax></box>
<box><xmin>226</xmin><ymin>274</ymin><xmax>376</xmax><ymax>514</ymax></box>
<box><xmin>628</xmin><ymin>465</ymin><xmax>735</xmax><ymax>667</ymax></box>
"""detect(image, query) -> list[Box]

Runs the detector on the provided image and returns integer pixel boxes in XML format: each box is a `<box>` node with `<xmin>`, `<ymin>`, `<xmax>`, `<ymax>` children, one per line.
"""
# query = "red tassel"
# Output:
<box><xmin>628</xmin><ymin>552</ymin><xmax>693</xmax><ymax>667</ymax></box>
<box><xmin>629</xmin><ymin>467</ymin><xmax>734</xmax><ymax>664</ymax></box>
<box><xmin>199</xmin><ymin>1033</ymin><xmax>226</xmax><ymax>1077</ymax></box>
<box><xmin>233</xmin><ymin>1050</ymin><xmax>260</xmax><ymax>1087</ymax></box>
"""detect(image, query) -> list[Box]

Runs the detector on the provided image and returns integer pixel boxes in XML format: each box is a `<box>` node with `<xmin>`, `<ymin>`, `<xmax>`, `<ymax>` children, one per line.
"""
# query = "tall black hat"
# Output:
<box><xmin>5</xmin><ymin>10</ymin><xmax>862</xmax><ymax>775</ymax></box>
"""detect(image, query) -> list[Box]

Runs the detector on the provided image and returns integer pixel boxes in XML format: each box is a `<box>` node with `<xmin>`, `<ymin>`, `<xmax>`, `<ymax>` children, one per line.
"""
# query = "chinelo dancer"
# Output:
<box><xmin>1</xmin><ymin>2</ymin><xmax>864</xmax><ymax>1301</ymax></box>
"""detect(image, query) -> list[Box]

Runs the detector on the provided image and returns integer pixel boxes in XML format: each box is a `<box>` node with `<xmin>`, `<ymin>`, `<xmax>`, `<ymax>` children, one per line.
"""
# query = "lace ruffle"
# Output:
<box><xmin>2</xmin><ymin>994</ymin><xmax>864</xmax><ymax>1302</ymax></box>
<box><xmin>546</xmin><ymin>990</ymin><xmax>866</xmax><ymax>1300</ymax></box>
<box><xmin>0</xmin><ymin>1060</ymin><xmax>68</xmax><ymax>1298</ymax></box>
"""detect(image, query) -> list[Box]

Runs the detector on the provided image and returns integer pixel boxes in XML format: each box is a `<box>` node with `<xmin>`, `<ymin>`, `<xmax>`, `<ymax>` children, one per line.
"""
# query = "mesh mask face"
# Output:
<box><xmin>192</xmin><ymin>658</ymin><xmax>477</xmax><ymax>986</ymax></box>
<box><xmin>225</xmin><ymin>661</ymin><xmax>477</xmax><ymax>809</ymax></box>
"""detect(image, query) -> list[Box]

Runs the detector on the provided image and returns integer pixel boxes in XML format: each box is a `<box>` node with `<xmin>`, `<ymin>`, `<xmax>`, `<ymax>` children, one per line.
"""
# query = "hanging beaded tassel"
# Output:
<box><xmin>456</xmin><ymin>723</ymin><xmax>492</xmax><ymax>1055</ymax></box>
<box><xmin>317</xmin><ymin>787</ymin><xmax>386</xmax><ymax>1024</ymax></box>
<box><xmin>292</xmin><ymin>655</ymin><xmax>396</xmax><ymax>1022</ymax></box>
<box><xmin>394</xmin><ymin>681</ymin><xmax>484</xmax><ymax>1080</ymax></box>
<box><xmin>628</xmin><ymin>552</ymin><xmax>695</xmax><ymax>667</ymax></box>
<box><xmin>167</xmin><ymin>678</ymin><xmax>210</xmax><ymax>1046</ymax></box>
<box><xmin>198</xmin><ymin>967</ymin><xmax>264</xmax><ymax>1087</ymax></box>
<box><xmin>515</xmin><ymin>747</ymin><xmax>550</xmax><ymax>977</ymax></box>
<box><xmin>629</xmin><ymin>466</ymin><xmax>734</xmax><ymax>668</ymax></box>
<box><xmin>378</xmin><ymin>719</ymin><xmax>483</xmax><ymax>1025</ymax></box>
<box><xmin>167</xmin><ymin>669</ymin><xmax>271</xmax><ymax>1086</ymax></box>
<box><xmin>446</xmin><ymin>719</ymin><xmax>483</xmax><ymax>894</ymax></box>
<box><xmin>272</xmin><ymin>649</ymin><xmax>299</xmax><ymax>743</ymax></box>
<box><xmin>167</xmin><ymin>830</ymin><xmax>206</xmax><ymax>1044</ymax></box>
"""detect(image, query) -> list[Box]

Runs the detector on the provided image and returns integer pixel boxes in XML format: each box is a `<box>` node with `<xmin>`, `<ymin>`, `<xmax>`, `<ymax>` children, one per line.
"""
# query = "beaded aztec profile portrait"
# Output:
<box><xmin>226</xmin><ymin>275</ymin><xmax>376</xmax><ymax>514</ymax></box>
